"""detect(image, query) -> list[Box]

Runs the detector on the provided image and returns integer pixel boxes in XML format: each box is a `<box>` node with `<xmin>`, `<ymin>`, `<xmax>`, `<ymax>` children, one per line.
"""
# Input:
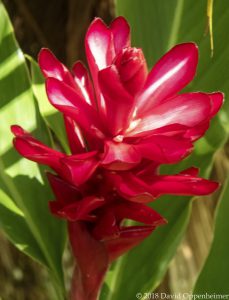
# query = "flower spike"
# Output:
<box><xmin>12</xmin><ymin>16</ymin><xmax>222</xmax><ymax>300</ymax></box>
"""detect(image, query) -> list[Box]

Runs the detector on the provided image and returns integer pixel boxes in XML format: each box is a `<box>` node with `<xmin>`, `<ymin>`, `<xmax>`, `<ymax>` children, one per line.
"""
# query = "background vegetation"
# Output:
<box><xmin>0</xmin><ymin>0</ymin><xmax>228</xmax><ymax>299</ymax></box>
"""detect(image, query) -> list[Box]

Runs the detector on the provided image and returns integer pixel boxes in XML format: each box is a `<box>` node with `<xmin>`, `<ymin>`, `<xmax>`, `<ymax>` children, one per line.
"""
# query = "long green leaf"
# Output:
<box><xmin>105</xmin><ymin>0</ymin><xmax>229</xmax><ymax>299</ymax></box>
<box><xmin>193</xmin><ymin>176</ymin><xmax>229</xmax><ymax>293</ymax></box>
<box><xmin>0</xmin><ymin>2</ymin><xmax>66</xmax><ymax>297</ymax></box>
<box><xmin>0</xmin><ymin>188</ymin><xmax>47</xmax><ymax>264</ymax></box>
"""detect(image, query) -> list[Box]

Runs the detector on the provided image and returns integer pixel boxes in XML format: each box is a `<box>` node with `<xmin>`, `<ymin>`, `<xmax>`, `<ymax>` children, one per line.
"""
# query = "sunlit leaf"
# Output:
<box><xmin>0</xmin><ymin>3</ymin><xmax>66</xmax><ymax>298</ymax></box>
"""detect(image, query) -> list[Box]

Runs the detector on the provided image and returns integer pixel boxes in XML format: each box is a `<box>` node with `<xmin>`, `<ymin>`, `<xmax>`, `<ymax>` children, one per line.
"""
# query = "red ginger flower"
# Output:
<box><xmin>11</xmin><ymin>16</ymin><xmax>222</xmax><ymax>300</ymax></box>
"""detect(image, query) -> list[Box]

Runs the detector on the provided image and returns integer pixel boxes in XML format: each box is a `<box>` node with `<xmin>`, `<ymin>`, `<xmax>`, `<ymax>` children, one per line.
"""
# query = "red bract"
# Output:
<box><xmin>12</xmin><ymin>16</ymin><xmax>222</xmax><ymax>300</ymax></box>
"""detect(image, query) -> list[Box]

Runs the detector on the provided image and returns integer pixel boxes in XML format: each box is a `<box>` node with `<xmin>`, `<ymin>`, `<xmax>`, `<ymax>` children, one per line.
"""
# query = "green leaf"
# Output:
<box><xmin>106</xmin><ymin>0</ymin><xmax>228</xmax><ymax>298</ymax></box>
<box><xmin>193</xmin><ymin>177</ymin><xmax>229</xmax><ymax>294</ymax></box>
<box><xmin>0</xmin><ymin>2</ymin><xmax>66</xmax><ymax>298</ymax></box>
<box><xmin>0</xmin><ymin>188</ymin><xmax>47</xmax><ymax>265</ymax></box>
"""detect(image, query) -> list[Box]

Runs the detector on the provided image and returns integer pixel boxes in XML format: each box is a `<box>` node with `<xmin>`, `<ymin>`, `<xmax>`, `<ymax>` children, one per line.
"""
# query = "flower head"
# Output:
<box><xmin>12</xmin><ymin>16</ymin><xmax>222</xmax><ymax>300</ymax></box>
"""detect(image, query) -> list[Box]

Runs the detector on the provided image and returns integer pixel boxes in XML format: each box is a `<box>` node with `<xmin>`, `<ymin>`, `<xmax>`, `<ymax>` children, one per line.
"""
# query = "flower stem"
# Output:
<box><xmin>68</xmin><ymin>221</ymin><xmax>109</xmax><ymax>300</ymax></box>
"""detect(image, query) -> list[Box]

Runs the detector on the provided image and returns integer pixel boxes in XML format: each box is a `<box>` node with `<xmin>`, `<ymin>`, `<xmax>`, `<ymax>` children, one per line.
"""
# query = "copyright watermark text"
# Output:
<box><xmin>135</xmin><ymin>293</ymin><xmax>229</xmax><ymax>300</ymax></box>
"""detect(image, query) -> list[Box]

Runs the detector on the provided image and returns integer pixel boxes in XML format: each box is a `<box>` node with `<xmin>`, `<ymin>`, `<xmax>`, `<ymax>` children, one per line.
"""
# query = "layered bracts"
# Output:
<box><xmin>12</xmin><ymin>16</ymin><xmax>223</xmax><ymax>300</ymax></box>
